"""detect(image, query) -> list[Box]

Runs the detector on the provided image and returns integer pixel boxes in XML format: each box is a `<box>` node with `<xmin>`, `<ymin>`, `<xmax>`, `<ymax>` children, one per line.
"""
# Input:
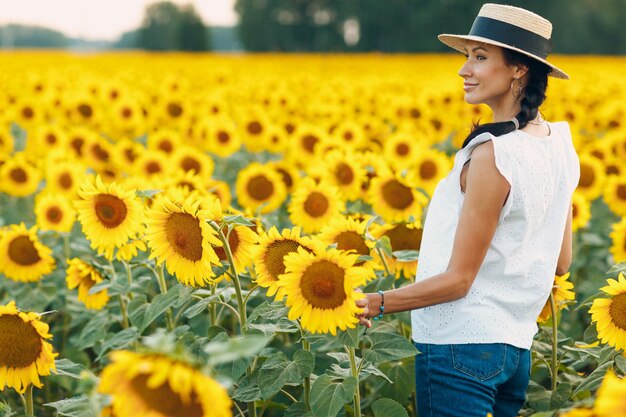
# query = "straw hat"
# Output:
<box><xmin>438</xmin><ymin>3</ymin><xmax>569</xmax><ymax>80</ymax></box>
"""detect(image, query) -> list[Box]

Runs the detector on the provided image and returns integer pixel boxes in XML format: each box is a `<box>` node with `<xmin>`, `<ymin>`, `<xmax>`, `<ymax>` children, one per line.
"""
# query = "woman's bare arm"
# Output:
<box><xmin>555</xmin><ymin>199</ymin><xmax>573</xmax><ymax>275</ymax></box>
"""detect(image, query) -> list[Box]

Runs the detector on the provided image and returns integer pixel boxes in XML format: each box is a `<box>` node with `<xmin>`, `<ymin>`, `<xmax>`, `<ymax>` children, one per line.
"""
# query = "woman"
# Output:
<box><xmin>356</xmin><ymin>4</ymin><xmax>580</xmax><ymax>417</ymax></box>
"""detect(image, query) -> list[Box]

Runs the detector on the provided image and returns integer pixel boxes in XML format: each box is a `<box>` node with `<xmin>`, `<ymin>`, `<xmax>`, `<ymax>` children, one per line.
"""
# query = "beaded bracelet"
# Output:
<box><xmin>373</xmin><ymin>290</ymin><xmax>385</xmax><ymax>320</ymax></box>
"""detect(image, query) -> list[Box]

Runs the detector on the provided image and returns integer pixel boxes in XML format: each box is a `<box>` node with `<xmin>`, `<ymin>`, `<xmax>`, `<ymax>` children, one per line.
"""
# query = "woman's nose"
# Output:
<box><xmin>458</xmin><ymin>61</ymin><xmax>471</xmax><ymax>78</ymax></box>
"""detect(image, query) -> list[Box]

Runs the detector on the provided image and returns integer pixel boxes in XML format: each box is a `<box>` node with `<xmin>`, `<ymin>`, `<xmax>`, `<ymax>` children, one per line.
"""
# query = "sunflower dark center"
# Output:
<box><xmin>396</xmin><ymin>143</ymin><xmax>410</xmax><ymax>156</ymax></box>
<box><xmin>420</xmin><ymin>160</ymin><xmax>437</xmax><ymax>180</ymax></box>
<box><xmin>304</xmin><ymin>192</ymin><xmax>329</xmax><ymax>217</ymax></box>
<box><xmin>300</xmin><ymin>260</ymin><xmax>346</xmax><ymax>309</ymax></box>
<box><xmin>46</xmin><ymin>134</ymin><xmax>57</xmax><ymax>145</ymax></box>
<box><xmin>78</xmin><ymin>104</ymin><xmax>93</xmax><ymax>118</ymax></box>
<box><xmin>129</xmin><ymin>374</ymin><xmax>203</xmax><ymax>417</ymax></box>
<box><xmin>146</xmin><ymin>161</ymin><xmax>162</xmax><ymax>174</ymax></box>
<box><xmin>579</xmin><ymin>164</ymin><xmax>595</xmax><ymax>188</ymax></box>
<box><xmin>572</xmin><ymin>203</ymin><xmax>578</xmax><ymax>218</ymax></box>
<box><xmin>217</xmin><ymin>131</ymin><xmax>230</xmax><ymax>143</ymax></box>
<box><xmin>264</xmin><ymin>239</ymin><xmax>305</xmax><ymax>279</ymax></box>
<box><xmin>167</xmin><ymin>103</ymin><xmax>183</xmax><ymax>118</ymax></box>
<box><xmin>302</xmin><ymin>134</ymin><xmax>318</xmax><ymax>153</ymax></box>
<box><xmin>70</xmin><ymin>137</ymin><xmax>85</xmax><ymax>156</ymax></box>
<box><xmin>214</xmin><ymin>226</ymin><xmax>241</xmax><ymax>261</ymax></box>
<box><xmin>22</xmin><ymin>107</ymin><xmax>34</xmax><ymax>119</ymax></box>
<box><xmin>382</xmin><ymin>179</ymin><xmax>414</xmax><ymax>210</ymax></box>
<box><xmin>335</xmin><ymin>163</ymin><xmax>354</xmax><ymax>185</ymax></box>
<box><xmin>276</xmin><ymin>168</ymin><xmax>293</xmax><ymax>188</ymax></box>
<box><xmin>121</xmin><ymin>107</ymin><xmax>133</xmax><ymax>118</ymax></box>
<box><xmin>0</xmin><ymin>315</ymin><xmax>43</xmax><ymax>368</ymax></box>
<box><xmin>181</xmin><ymin>157</ymin><xmax>201</xmax><ymax>174</ymax></box>
<box><xmin>94</xmin><ymin>194</ymin><xmax>128</xmax><ymax>228</ymax></box>
<box><xmin>246</xmin><ymin>175</ymin><xmax>274</xmax><ymax>201</ymax></box>
<box><xmin>124</xmin><ymin>148</ymin><xmax>138</xmax><ymax>162</ymax></box>
<box><xmin>92</xmin><ymin>144</ymin><xmax>110</xmax><ymax>162</ymax></box>
<box><xmin>158</xmin><ymin>141</ymin><xmax>174</xmax><ymax>153</ymax></box>
<box><xmin>617</xmin><ymin>185</ymin><xmax>626</xmax><ymax>201</ymax></box>
<box><xmin>9</xmin><ymin>167</ymin><xmax>27</xmax><ymax>183</ymax></box>
<box><xmin>8</xmin><ymin>235</ymin><xmax>41</xmax><ymax>266</ymax></box>
<box><xmin>165</xmin><ymin>213</ymin><xmax>203</xmax><ymax>262</ymax></box>
<box><xmin>46</xmin><ymin>206</ymin><xmax>63</xmax><ymax>223</ymax></box>
<box><xmin>59</xmin><ymin>172</ymin><xmax>73</xmax><ymax>189</ymax></box>
<box><xmin>410</xmin><ymin>108</ymin><xmax>421</xmax><ymax>119</ymax></box>
<box><xmin>247</xmin><ymin>121</ymin><xmax>263</xmax><ymax>135</ymax></box>
<box><xmin>384</xmin><ymin>224</ymin><xmax>423</xmax><ymax>252</ymax></box>
<box><xmin>343</xmin><ymin>132</ymin><xmax>354</xmax><ymax>141</ymax></box>
<box><xmin>335</xmin><ymin>231</ymin><xmax>369</xmax><ymax>265</ymax></box>
<box><xmin>609</xmin><ymin>293</ymin><xmax>626</xmax><ymax>331</ymax></box>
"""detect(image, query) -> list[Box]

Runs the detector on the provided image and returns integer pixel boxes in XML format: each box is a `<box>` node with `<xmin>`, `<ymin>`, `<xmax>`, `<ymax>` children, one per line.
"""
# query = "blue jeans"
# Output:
<box><xmin>414</xmin><ymin>342</ymin><xmax>530</xmax><ymax>417</ymax></box>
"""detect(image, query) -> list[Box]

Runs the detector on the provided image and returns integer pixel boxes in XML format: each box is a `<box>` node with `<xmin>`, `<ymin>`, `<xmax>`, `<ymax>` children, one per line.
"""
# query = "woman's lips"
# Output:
<box><xmin>463</xmin><ymin>83</ymin><xmax>478</xmax><ymax>91</ymax></box>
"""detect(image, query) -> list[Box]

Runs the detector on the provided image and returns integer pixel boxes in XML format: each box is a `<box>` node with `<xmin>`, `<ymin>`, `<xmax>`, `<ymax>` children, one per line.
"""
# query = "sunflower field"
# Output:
<box><xmin>1</xmin><ymin>52</ymin><xmax>626</xmax><ymax>417</ymax></box>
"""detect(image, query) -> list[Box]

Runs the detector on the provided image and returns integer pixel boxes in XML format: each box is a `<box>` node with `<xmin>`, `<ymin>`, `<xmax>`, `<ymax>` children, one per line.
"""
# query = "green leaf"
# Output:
<box><xmin>76</xmin><ymin>313</ymin><xmax>109</xmax><ymax>350</ymax></box>
<box><xmin>127</xmin><ymin>294</ymin><xmax>149</xmax><ymax>329</ymax></box>
<box><xmin>259</xmin><ymin>350</ymin><xmax>315</xmax><ymax>399</ymax></box>
<box><xmin>615</xmin><ymin>354</ymin><xmax>626</xmax><ymax>373</ymax></box>
<box><xmin>392</xmin><ymin>250</ymin><xmax>420</xmax><ymax>262</ymax></box>
<box><xmin>204</xmin><ymin>334</ymin><xmax>272</xmax><ymax>366</ymax></box>
<box><xmin>527</xmin><ymin>382</ymin><xmax>572</xmax><ymax>411</ymax></box>
<box><xmin>372</xmin><ymin>398</ymin><xmax>409</xmax><ymax>417</ymax></box>
<box><xmin>136</xmin><ymin>189</ymin><xmax>162</xmax><ymax>199</ymax></box>
<box><xmin>336</xmin><ymin>326</ymin><xmax>360</xmax><ymax>348</ymax></box>
<box><xmin>310</xmin><ymin>374</ymin><xmax>357</xmax><ymax>417</ymax></box>
<box><xmin>326</xmin><ymin>353</ymin><xmax>391</xmax><ymax>383</ymax></box>
<box><xmin>44</xmin><ymin>395</ymin><xmax>97</xmax><ymax>417</ymax></box>
<box><xmin>248</xmin><ymin>301</ymin><xmax>290</xmax><ymax>323</ymax></box>
<box><xmin>141</xmin><ymin>284</ymin><xmax>184</xmax><ymax>330</ymax></box>
<box><xmin>232</xmin><ymin>370</ymin><xmax>262</xmax><ymax>402</ymax></box>
<box><xmin>606</xmin><ymin>261</ymin><xmax>626</xmax><ymax>276</ymax></box>
<box><xmin>375</xmin><ymin>236</ymin><xmax>393</xmax><ymax>258</ymax></box>
<box><xmin>10</xmin><ymin>122</ymin><xmax>26</xmax><ymax>152</ymax></box>
<box><xmin>223</xmin><ymin>214</ymin><xmax>255</xmax><ymax>226</ymax></box>
<box><xmin>362</xmin><ymin>332</ymin><xmax>418</xmax><ymax>364</ymax></box>
<box><xmin>96</xmin><ymin>327</ymin><xmax>140</xmax><ymax>361</ymax></box>
<box><xmin>248</xmin><ymin>318</ymin><xmax>299</xmax><ymax>335</ymax></box>
<box><xmin>572</xmin><ymin>361</ymin><xmax>613</xmax><ymax>396</ymax></box>
<box><xmin>54</xmin><ymin>359</ymin><xmax>86</xmax><ymax>379</ymax></box>
<box><xmin>377</xmin><ymin>358</ymin><xmax>415</xmax><ymax>403</ymax></box>
<box><xmin>284</xmin><ymin>402</ymin><xmax>313</xmax><ymax>417</ymax></box>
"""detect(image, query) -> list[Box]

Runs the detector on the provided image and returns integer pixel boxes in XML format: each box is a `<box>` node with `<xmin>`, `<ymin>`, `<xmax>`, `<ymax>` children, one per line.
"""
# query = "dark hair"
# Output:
<box><xmin>461</xmin><ymin>48</ymin><xmax>552</xmax><ymax>149</ymax></box>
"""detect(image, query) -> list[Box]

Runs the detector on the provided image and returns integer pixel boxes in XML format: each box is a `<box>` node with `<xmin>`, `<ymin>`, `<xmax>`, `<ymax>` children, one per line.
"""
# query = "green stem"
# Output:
<box><xmin>209</xmin><ymin>220</ymin><xmax>253</xmax><ymax>417</ymax></box>
<box><xmin>24</xmin><ymin>385</ymin><xmax>34</xmax><ymax>417</ymax></box>
<box><xmin>375</xmin><ymin>247</ymin><xmax>393</xmax><ymax>279</ymax></box>
<box><xmin>118</xmin><ymin>295</ymin><xmax>129</xmax><ymax>329</ymax></box>
<box><xmin>155</xmin><ymin>265</ymin><xmax>175</xmax><ymax>331</ymax></box>
<box><xmin>63</xmin><ymin>233</ymin><xmax>71</xmax><ymax>261</ymax></box>
<box><xmin>210</xmin><ymin>283</ymin><xmax>218</xmax><ymax>326</ymax></box>
<box><xmin>302</xmin><ymin>338</ymin><xmax>311</xmax><ymax>410</ymax></box>
<box><xmin>124</xmin><ymin>261</ymin><xmax>134</xmax><ymax>300</ymax></box>
<box><xmin>348</xmin><ymin>347</ymin><xmax>362</xmax><ymax>417</ymax></box>
<box><xmin>549</xmin><ymin>291</ymin><xmax>559</xmax><ymax>391</ymax></box>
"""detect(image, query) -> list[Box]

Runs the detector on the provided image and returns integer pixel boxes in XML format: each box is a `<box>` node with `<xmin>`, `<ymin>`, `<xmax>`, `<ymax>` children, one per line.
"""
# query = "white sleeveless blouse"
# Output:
<box><xmin>411</xmin><ymin>121</ymin><xmax>580</xmax><ymax>349</ymax></box>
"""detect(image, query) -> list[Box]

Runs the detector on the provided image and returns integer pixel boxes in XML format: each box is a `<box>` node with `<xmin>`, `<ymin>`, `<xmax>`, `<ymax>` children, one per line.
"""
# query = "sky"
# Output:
<box><xmin>0</xmin><ymin>0</ymin><xmax>238</xmax><ymax>41</ymax></box>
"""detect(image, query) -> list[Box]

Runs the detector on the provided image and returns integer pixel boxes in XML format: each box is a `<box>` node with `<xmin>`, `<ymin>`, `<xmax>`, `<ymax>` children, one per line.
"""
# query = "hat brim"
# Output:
<box><xmin>438</xmin><ymin>34</ymin><xmax>570</xmax><ymax>80</ymax></box>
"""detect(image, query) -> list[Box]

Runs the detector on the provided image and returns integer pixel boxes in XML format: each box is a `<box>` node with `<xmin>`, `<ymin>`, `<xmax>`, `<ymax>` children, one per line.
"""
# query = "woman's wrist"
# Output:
<box><xmin>368</xmin><ymin>291</ymin><xmax>385</xmax><ymax>319</ymax></box>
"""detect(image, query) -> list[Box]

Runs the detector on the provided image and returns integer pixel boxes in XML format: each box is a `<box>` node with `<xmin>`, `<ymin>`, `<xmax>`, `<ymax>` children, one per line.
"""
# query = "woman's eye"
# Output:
<box><xmin>476</xmin><ymin>55</ymin><xmax>486</xmax><ymax>60</ymax></box>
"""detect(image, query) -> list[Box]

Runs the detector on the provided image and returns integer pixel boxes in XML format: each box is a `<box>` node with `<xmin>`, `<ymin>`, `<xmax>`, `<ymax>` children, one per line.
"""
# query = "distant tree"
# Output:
<box><xmin>0</xmin><ymin>24</ymin><xmax>68</xmax><ymax>48</ymax></box>
<box><xmin>138</xmin><ymin>1</ymin><xmax>211</xmax><ymax>51</ymax></box>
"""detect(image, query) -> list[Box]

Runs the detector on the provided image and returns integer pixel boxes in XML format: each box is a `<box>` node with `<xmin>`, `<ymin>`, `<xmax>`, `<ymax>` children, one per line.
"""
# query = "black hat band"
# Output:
<box><xmin>469</xmin><ymin>16</ymin><xmax>553</xmax><ymax>59</ymax></box>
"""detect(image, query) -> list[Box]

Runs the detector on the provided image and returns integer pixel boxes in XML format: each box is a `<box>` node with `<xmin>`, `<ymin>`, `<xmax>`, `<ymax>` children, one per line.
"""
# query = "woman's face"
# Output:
<box><xmin>457</xmin><ymin>40</ymin><xmax>522</xmax><ymax>107</ymax></box>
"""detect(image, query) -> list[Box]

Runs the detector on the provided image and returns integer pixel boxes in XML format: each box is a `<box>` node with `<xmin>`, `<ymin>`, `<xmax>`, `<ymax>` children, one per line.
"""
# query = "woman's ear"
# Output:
<box><xmin>515</xmin><ymin>64</ymin><xmax>529</xmax><ymax>79</ymax></box>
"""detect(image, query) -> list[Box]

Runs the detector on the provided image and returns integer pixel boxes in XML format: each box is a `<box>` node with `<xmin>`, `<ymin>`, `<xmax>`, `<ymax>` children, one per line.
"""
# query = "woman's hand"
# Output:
<box><xmin>356</xmin><ymin>294</ymin><xmax>372</xmax><ymax>328</ymax></box>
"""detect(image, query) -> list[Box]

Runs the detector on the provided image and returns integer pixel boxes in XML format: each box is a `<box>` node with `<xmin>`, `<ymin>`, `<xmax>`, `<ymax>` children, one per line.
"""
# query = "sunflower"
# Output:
<box><xmin>315</xmin><ymin>149</ymin><xmax>366</xmax><ymax>201</ymax></box>
<box><xmin>235</xmin><ymin>163</ymin><xmax>287</xmax><ymax>214</ymax></box>
<box><xmin>268</xmin><ymin>161</ymin><xmax>300</xmax><ymax>193</ymax></box>
<box><xmin>537</xmin><ymin>272</ymin><xmax>576</xmax><ymax>323</ymax></box>
<box><xmin>113</xmin><ymin>139</ymin><xmax>144</xmax><ymax>168</ymax></box>
<box><xmin>0</xmin><ymin>152</ymin><xmax>41</xmax><ymax>197</ymax></box>
<box><xmin>110</xmin><ymin>97</ymin><xmax>146</xmax><ymax>137</ymax></box>
<box><xmin>66</xmin><ymin>258</ymin><xmax>110</xmax><ymax>310</ymax></box>
<box><xmin>279</xmin><ymin>247</ymin><xmax>373</xmax><ymax>335</ymax></box>
<box><xmin>133</xmin><ymin>149</ymin><xmax>170</xmax><ymax>185</ymax></box>
<box><xmin>572</xmin><ymin>191</ymin><xmax>591</xmax><ymax>232</ymax></box>
<box><xmin>254</xmin><ymin>227</ymin><xmax>318</xmax><ymax>299</ymax></box>
<box><xmin>317</xmin><ymin>216</ymin><xmax>378</xmax><ymax>272</ymax></box>
<box><xmin>368</xmin><ymin>171</ymin><xmax>427</xmax><ymax>224</ymax></box>
<box><xmin>0</xmin><ymin>301</ymin><xmax>58</xmax><ymax>394</ymax></box>
<box><xmin>576</xmin><ymin>154</ymin><xmax>606</xmax><ymax>201</ymax></box>
<box><xmin>594</xmin><ymin>369</ymin><xmax>626</xmax><ymax>416</ymax></box>
<box><xmin>45</xmin><ymin>159</ymin><xmax>86</xmax><ymax>198</ymax></box>
<box><xmin>26</xmin><ymin>124</ymin><xmax>68</xmax><ymax>158</ymax></box>
<box><xmin>589</xmin><ymin>272</ymin><xmax>626</xmax><ymax>351</ymax></box>
<box><xmin>146</xmin><ymin>193</ymin><xmax>223</xmax><ymax>287</ymax></box>
<box><xmin>370</xmin><ymin>221</ymin><xmax>423</xmax><ymax>279</ymax></box>
<box><xmin>238</xmin><ymin>111</ymin><xmax>272</xmax><ymax>153</ymax></box>
<box><xmin>383</xmin><ymin>132</ymin><xmax>421</xmax><ymax>169</ymax></box>
<box><xmin>115</xmin><ymin>238</ymin><xmax>148</xmax><ymax>262</ymax></box>
<box><xmin>147</xmin><ymin>129</ymin><xmax>182</xmax><ymax>155</ymax></box>
<box><xmin>173</xmin><ymin>146</ymin><xmax>214</xmax><ymax>177</ymax></box>
<box><xmin>75</xmin><ymin>176</ymin><xmax>145</xmax><ymax>254</ymax></box>
<box><xmin>288</xmin><ymin>178</ymin><xmax>345</xmax><ymax>234</ymax></box>
<box><xmin>330</xmin><ymin>120</ymin><xmax>366</xmax><ymax>150</ymax></box>
<box><xmin>603</xmin><ymin>174</ymin><xmax>626</xmax><ymax>216</ymax></box>
<box><xmin>0</xmin><ymin>124</ymin><xmax>13</xmax><ymax>155</ymax></box>
<box><xmin>206</xmin><ymin>179</ymin><xmax>233</xmax><ymax>212</ymax></box>
<box><xmin>213</xmin><ymin>224</ymin><xmax>259</xmax><ymax>273</ymax></box>
<box><xmin>0</xmin><ymin>223</ymin><xmax>55</xmax><ymax>282</ymax></box>
<box><xmin>98</xmin><ymin>350</ymin><xmax>232</xmax><ymax>417</ymax></box>
<box><xmin>205</xmin><ymin>117</ymin><xmax>241</xmax><ymax>158</ymax></box>
<box><xmin>35</xmin><ymin>193</ymin><xmax>76</xmax><ymax>233</ymax></box>
<box><xmin>609</xmin><ymin>219</ymin><xmax>626</xmax><ymax>263</ymax></box>
<box><xmin>411</xmin><ymin>148</ymin><xmax>452</xmax><ymax>197</ymax></box>
<box><xmin>288</xmin><ymin>125</ymin><xmax>328</xmax><ymax>166</ymax></box>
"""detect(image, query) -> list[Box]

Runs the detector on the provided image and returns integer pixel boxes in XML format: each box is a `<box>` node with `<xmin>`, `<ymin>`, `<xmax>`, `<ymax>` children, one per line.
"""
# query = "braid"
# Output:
<box><xmin>461</xmin><ymin>49</ymin><xmax>551</xmax><ymax>150</ymax></box>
